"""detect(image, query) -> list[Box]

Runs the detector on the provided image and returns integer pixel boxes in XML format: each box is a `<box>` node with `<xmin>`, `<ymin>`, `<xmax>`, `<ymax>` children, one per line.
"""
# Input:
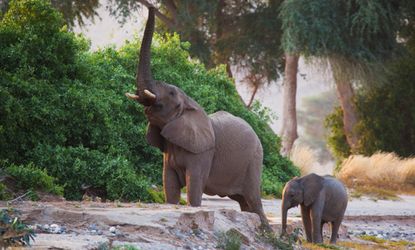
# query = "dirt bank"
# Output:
<box><xmin>2</xmin><ymin>194</ymin><xmax>415</xmax><ymax>249</ymax></box>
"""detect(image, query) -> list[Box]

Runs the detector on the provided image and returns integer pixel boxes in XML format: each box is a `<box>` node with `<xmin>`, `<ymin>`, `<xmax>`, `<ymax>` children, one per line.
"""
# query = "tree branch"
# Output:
<box><xmin>137</xmin><ymin>0</ymin><xmax>175</xmax><ymax>29</ymax></box>
<box><xmin>7</xmin><ymin>191</ymin><xmax>31</xmax><ymax>204</ymax></box>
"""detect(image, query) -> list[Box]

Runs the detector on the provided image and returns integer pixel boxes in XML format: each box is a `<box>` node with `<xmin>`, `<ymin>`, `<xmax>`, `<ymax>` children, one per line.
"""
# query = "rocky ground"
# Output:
<box><xmin>2</xmin><ymin>194</ymin><xmax>415</xmax><ymax>249</ymax></box>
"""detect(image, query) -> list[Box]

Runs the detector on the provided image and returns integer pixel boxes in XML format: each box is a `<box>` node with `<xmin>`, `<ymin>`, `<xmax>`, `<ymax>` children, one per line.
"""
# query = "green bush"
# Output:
<box><xmin>0</xmin><ymin>0</ymin><xmax>297</xmax><ymax>201</ymax></box>
<box><xmin>0</xmin><ymin>183</ymin><xmax>12</xmax><ymax>200</ymax></box>
<box><xmin>3</xmin><ymin>163</ymin><xmax>63</xmax><ymax>196</ymax></box>
<box><xmin>147</xmin><ymin>188</ymin><xmax>186</xmax><ymax>205</ymax></box>
<box><xmin>31</xmin><ymin>145</ymin><xmax>152</xmax><ymax>201</ymax></box>
<box><xmin>325</xmin><ymin>48</ymin><xmax>415</xmax><ymax>161</ymax></box>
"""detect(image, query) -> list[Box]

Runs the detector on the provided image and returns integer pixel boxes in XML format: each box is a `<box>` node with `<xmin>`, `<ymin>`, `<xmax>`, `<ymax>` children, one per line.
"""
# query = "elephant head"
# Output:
<box><xmin>125</xmin><ymin>7</ymin><xmax>215</xmax><ymax>154</ymax></box>
<box><xmin>281</xmin><ymin>174</ymin><xmax>324</xmax><ymax>234</ymax></box>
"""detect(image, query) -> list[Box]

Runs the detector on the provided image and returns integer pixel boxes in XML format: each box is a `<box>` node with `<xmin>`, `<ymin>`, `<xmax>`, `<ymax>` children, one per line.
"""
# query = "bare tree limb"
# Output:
<box><xmin>7</xmin><ymin>191</ymin><xmax>31</xmax><ymax>204</ymax></box>
<box><xmin>247</xmin><ymin>84</ymin><xmax>259</xmax><ymax>108</ymax></box>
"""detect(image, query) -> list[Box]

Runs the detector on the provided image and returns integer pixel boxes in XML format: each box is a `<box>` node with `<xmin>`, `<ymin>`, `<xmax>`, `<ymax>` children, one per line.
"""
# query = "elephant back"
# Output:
<box><xmin>209</xmin><ymin>111</ymin><xmax>263</xmax><ymax>159</ymax></box>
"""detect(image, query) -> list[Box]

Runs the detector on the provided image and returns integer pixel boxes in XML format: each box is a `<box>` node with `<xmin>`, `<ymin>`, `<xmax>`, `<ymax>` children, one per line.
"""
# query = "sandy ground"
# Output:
<box><xmin>3</xmin><ymin>194</ymin><xmax>415</xmax><ymax>249</ymax></box>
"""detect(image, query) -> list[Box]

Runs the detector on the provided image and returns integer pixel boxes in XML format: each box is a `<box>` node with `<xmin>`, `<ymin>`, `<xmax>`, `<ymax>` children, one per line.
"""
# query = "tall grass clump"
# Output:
<box><xmin>337</xmin><ymin>152</ymin><xmax>415</xmax><ymax>192</ymax></box>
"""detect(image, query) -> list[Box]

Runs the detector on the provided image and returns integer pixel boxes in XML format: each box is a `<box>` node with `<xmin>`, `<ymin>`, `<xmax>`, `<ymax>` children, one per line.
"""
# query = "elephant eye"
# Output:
<box><xmin>169</xmin><ymin>91</ymin><xmax>175</xmax><ymax>96</ymax></box>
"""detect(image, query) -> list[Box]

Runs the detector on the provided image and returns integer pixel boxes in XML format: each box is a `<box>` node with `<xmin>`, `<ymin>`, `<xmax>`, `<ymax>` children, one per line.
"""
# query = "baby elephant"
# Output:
<box><xmin>281</xmin><ymin>173</ymin><xmax>348</xmax><ymax>244</ymax></box>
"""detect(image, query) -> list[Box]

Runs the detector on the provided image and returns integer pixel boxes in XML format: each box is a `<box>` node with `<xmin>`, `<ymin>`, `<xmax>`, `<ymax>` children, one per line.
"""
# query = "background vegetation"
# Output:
<box><xmin>326</xmin><ymin>46</ymin><xmax>415</xmax><ymax>162</ymax></box>
<box><xmin>0</xmin><ymin>0</ymin><xmax>298</xmax><ymax>201</ymax></box>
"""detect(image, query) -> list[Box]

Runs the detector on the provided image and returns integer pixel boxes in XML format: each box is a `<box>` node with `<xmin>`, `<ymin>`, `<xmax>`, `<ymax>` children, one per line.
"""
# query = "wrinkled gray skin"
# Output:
<box><xmin>281</xmin><ymin>174</ymin><xmax>348</xmax><ymax>244</ymax></box>
<box><xmin>126</xmin><ymin>7</ymin><xmax>269</xmax><ymax>229</ymax></box>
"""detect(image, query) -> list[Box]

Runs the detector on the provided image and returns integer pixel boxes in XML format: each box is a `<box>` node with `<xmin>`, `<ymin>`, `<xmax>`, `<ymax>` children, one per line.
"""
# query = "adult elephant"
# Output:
<box><xmin>125</xmin><ymin>7</ymin><xmax>269</xmax><ymax>228</ymax></box>
<box><xmin>281</xmin><ymin>174</ymin><xmax>348</xmax><ymax>244</ymax></box>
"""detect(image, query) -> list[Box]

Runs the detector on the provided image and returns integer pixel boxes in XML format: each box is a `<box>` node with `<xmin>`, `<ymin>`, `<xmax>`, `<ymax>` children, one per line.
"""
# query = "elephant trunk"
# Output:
<box><xmin>136</xmin><ymin>6</ymin><xmax>155</xmax><ymax>104</ymax></box>
<box><xmin>281</xmin><ymin>199</ymin><xmax>289</xmax><ymax>235</ymax></box>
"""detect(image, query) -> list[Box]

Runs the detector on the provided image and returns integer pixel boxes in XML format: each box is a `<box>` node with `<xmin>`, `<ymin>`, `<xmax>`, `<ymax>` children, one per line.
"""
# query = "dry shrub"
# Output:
<box><xmin>290</xmin><ymin>144</ymin><xmax>333</xmax><ymax>176</ymax></box>
<box><xmin>337</xmin><ymin>152</ymin><xmax>415</xmax><ymax>192</ymax></box>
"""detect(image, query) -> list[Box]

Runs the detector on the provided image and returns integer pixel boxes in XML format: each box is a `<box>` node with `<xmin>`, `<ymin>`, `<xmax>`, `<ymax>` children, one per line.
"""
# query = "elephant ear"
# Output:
<box><xmin>301</xmin><ymin>173</ymin><xmax>324</xmax><ymax>206</ymax></box>
<box><xmin>146</xmin><ymin>124</ymin><xmax>164</xmax><ymax>152</ymax></box>
<box><xmin>161</xmin><ymin>108</ymin><xmax>215</xmax><ymax>154</ymax></box>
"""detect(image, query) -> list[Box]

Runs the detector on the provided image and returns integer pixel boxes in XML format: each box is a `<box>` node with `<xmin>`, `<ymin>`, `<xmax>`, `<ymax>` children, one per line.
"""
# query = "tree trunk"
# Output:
<box><xmin>247</xmin><ymin>84</ymin><xmax>259</xmax><ymax>108</ymax></box>
<box><xmin>334</xmin><ymin>78</ymin><xmax>359</xmax><ymax>152</ymax></box>
<box><xmin>280</xmin><ymin>54</ymin><xmax>299</xmax><ymax>156</ymax></box>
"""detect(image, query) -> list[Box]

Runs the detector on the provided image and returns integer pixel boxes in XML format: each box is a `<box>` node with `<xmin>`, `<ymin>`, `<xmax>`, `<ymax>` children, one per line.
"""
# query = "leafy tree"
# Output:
<box><xmin>326</xmin><ymin>48</ymin><xmax>415</xmax><ymax>160</ymax></box>
<box><xmin>279</xmin><ymin>0</ymin><xmax>403</xmax><ymax>154</ymax></box>
<box><xmin>0</xmin><ymin>0</ymin><xmax>99</xmax><ymax>26</ymax></box>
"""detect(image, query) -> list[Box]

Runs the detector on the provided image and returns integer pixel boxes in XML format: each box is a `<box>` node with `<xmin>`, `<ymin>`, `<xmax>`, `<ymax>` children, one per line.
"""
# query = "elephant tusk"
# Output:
<box><xmin>144</xmin><ymin>89</ymin><xmax>156</xmax><ymax>99</ymax></box>
<box><xmin>125</xmin><ymin>92</ymin><xmax>140</xmax><ymax>100</ymax></box>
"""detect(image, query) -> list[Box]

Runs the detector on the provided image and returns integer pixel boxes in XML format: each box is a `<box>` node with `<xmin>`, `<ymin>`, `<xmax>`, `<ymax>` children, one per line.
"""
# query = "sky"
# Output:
<box><xmin>73</xmin><ymin>1</ymin><xmax>335</xmax><ymax>134</ymax></box>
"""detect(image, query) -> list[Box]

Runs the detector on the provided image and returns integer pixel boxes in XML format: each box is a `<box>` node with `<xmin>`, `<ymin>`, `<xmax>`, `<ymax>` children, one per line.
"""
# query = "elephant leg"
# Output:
<box><xmin>186</xmin><ymin>168</ymin><xmax>205</xmax><ymax>207</ymax></box>
<box><xmin>244</xmin><ymin>193</ymin><xmax>271</xmax><ymax>231</ymax></box>
<box><xmin>330</xmin><ymin>220</ymin><xmax>341</xmax><ymax>244</ymax></box>
<box><xmin>228</xmin><ymin>194</ymin><xmax>250</xmax><ymax>211</ymax></box>
<box><xmin>163</xmin><ymin>166</ymin><xmax>181</xmax><ymax>204</ymax></box>
<box><xmin>300</xmin><ymin>205</ymin><xmax>312</xmax><ymax>242</ymax></box>
<box><xmin>310</xmin><ymin>208</ymin><xmax>323</xmax><ymax>243</ymax></box>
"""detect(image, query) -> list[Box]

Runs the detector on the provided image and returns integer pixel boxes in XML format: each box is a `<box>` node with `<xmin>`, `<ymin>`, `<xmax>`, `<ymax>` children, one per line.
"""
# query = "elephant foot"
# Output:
<box><xmin>259</xmin><ymin>221</ymin><xmax>273</xmax><ymax>233</ymax></box>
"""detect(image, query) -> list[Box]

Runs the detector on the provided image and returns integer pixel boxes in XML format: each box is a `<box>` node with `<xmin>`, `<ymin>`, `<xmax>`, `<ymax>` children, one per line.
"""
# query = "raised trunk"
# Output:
<box><xmin>280</xmin><ymin>54</ymin><xmax>299</xmax><ymax>156</ymax></box>
<box><xmin>333</xmin><ymin>76</ymin><xmax>359</xmax><ymax>152</ymax></box>
<box><xmin>136</xmin><ymin>6</ymin><xmax>155</xmax><ymax>95</ymax></box>
<box><xmin>281</xmin><ymin>200</ymin><xmax>289</xmax><ymax>234</ymax></box>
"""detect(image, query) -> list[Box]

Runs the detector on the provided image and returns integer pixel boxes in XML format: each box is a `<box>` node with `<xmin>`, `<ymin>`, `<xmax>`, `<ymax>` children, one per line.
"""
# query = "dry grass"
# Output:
<box><xmin>350</xmin><ymin>186</ymin><xmax>401</xmax><ymax>201</ymax></box>
<box><xmin>300</xmin><ymin>238</ymin><xmax>415</xmax><ymax>250</ymax></box>
<box><xmin>290</xmin><ymin>144</ymin><xmax>318</xmax><ymax>176</ymax></box>
<box><xmin>290</xmin><ymin>144</ymin><xmax>333</xmax><ymax>176</ymax></box>
<box><xmin>357</xmin><ymin>235</ymin><xmax>414</xmax><ymax>250</ymax></box>
<box><xmin>301</xmin><ymin>242</ymin><xmax>341</xmax><ymax>249</ymax></box>
<box><xmin>337</xmin><ymin>152</ymin><xmax>415</xmax><ymax>193</ymax></box>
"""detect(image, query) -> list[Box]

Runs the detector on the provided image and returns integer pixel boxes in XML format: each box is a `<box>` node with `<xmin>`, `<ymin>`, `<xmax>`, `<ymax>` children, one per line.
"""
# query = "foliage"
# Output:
<box><xmin>355</xmin><ymin>53</ymin><xmax>415</xmax><ymax>157</ymax></box>
<box><xmin>31</xmin><ymin>145</ymin><xmax>152</xmax><ymax>201</ymax></box>
<box><xmin>0</xmin><ymin>0</ymin><xmax>100</xmax><ymax>27</ymax></box>
<box><xmin>216</xmin><ymin>229</ymin><xmax>242</xmax><ymax>250</ymax></box>
<box><xmin>0</xmin><ymin>183</ymin><xmax>12</xmax><ymax>200</ymax></box>
<box><xmin>326</xmin><ymin>48</ymin><xmax>415</xmax><ymax>161</ymax></box>
<box><xmin>0</xmin><ymin>208</ymin><xmax>35</xmax><ymax>246</ymax></box>
<box><xmin>3</xmin><ymin>162</ymin><xmax>63</xmax><ymax>196</ymax></box>
<box><xmin>280</xmin><ymin>0</ymin><xmax>401</xmax><ymax>61</ymax></box>
<box><xmin>325</xmin><ymin>107</ymin><xmax>351</xmax><ymax>164</ymax></box>
<box><xmin>147</xmin><ymin>188</ymin><xmax>186</xmax><ymax>205</ymax></box>
<box><xmin>112</xmin><ymin>245</ymin><xmax>140</xmax><ymax>250</ymax></box>
<box><xmin>257</xmin><ymin>230</ymin><xmax>296</xmax><ymax>250</ymax></box>
<box><xmin>0</xmin><ymin>0</ymin><xmax>297</xmax><ymax>200</ymax></box>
